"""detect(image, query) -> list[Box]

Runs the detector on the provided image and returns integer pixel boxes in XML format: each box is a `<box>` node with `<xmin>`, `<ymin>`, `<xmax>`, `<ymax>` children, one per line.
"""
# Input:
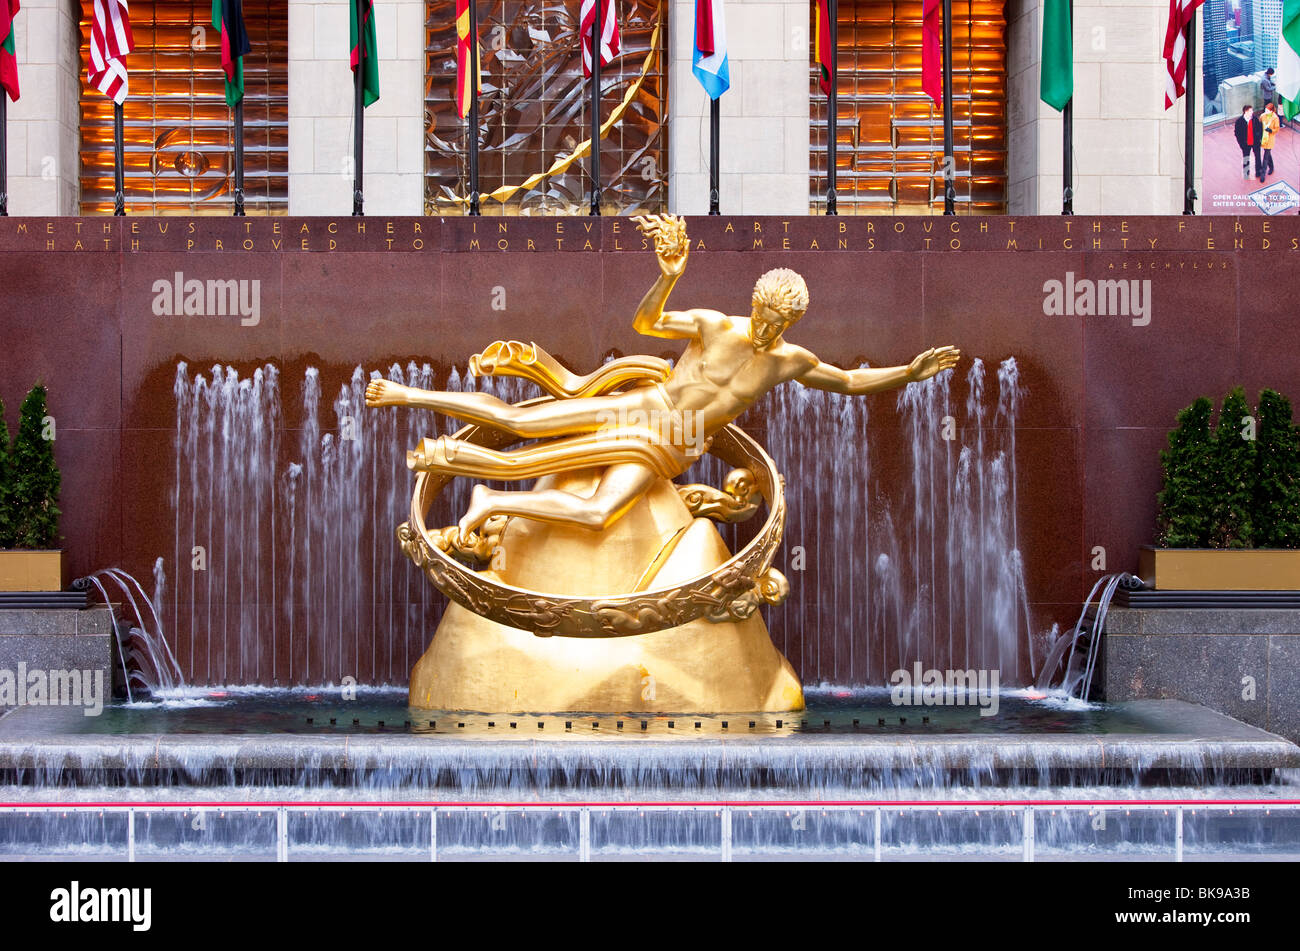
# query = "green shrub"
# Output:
<box><xmin>1157</xmin><ymin>397</ymin><xmax>1215</xmax><ymax>547</ymax></box>
<box><xmin>1208</xmin><ymin>386</ymin><xmax>1257</xmax><ymax>548</ymax></box>
<box><xmin>1255</xmin><ymin>388</ymin><xmax>1300</xmax><ymax>548</ymax></box>
<box><xmin>8</xmin><ymin>384</ymin><xmax>61</xmax><ymax>550</ymax></box>
<box><xmin>1159</xmin><ymin>388</ymin><xmax>1300</xmax><ymax>549</ymax></box>
<box><xmin>0</xmin><ymin>399</ymin><xmax>12</xmax><ymax>549</ymax></box>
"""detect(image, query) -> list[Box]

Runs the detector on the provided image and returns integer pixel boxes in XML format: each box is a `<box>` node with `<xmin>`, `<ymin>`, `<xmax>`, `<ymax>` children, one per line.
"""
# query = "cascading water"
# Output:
<box><xmin>1037</xmin><ymin>572</ymin><xmax>1145</xmax><ymax>700</ymax></box>
<box><xmin>156</xmin><ymin>356</ymin><xmax>1037</xmax><ymax>687</ymax></box>
<box><xmin>78</xmin><ymin>565</ymin><xmax>184</xmax><ymax>700</ymax></box>
<box><xmin>165</xmin><ymin>361</ymin><xmax>533</xmax><ymax>686</ymax></box>
<box><xmin>763</xmin><ymin>356</ymin><xmax>1037</xmax><ymax>685</ymax></box>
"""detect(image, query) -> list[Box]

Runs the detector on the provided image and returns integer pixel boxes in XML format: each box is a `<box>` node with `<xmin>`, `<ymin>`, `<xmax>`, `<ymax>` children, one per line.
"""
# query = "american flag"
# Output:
<box><xmin>580</xmin><ymin>0</ymin><xmax>620</xmax><ymax>78</ymax></box>
<box><xmin>88</xmin><ymin>0</ymin><xmax>133</xmax><ymax>104</ymax></box>
<box><xmin>1163</xmin><ymin>0</ymin><xmax>1205</xmax><ymax>109</ymax></box>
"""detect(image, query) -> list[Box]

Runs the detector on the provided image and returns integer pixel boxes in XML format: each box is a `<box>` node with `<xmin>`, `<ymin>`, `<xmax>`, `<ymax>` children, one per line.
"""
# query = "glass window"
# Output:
<box><xmin>811</xmin><ymin>0</ymin><xmax>1008</xmax><ymax>214</ymax></box>
<box><xmin>78</xmin><ymin>0</ymin><xmax>288</xmax><ymax>215</ymax></box>
<box><xmin>424</xmin><ymin>1</ymin><xmax>667</xmax><ymax>215</ymax></box>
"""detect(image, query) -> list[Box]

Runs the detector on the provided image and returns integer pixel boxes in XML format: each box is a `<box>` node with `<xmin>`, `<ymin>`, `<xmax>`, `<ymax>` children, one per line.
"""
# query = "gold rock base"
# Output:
<box><xmin>409</xmin><ymin>470</ymin><xmax>805</xmax><ymax>713</ymax></box>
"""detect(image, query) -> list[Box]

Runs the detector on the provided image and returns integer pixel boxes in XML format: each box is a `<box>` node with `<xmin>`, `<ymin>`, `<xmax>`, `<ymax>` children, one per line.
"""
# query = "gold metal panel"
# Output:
<box><xmin>0</xmin><ymin>551</ymin><xmax>62</xmax><ymax>592</ymax></box>
<box><xmin>1140</xmin><ymin>547</ymin><xmax>1300</xmax><ymax>591</ymax></box>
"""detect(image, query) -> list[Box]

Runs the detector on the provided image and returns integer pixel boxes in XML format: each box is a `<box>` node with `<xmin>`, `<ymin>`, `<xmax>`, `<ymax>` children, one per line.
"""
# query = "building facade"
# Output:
<box><xmin>4</xmin><ymin>0</ymin><xmax>1202</xmax><ymax>217</ymax></box>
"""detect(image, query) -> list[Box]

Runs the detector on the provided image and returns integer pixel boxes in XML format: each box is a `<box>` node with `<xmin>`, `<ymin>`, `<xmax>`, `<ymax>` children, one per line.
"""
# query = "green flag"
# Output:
<box><xmin>210</xmin><ymin>0</ymin><xmax>250</xmax><ymax>107</ymax></box>
<box><xmin>1040</xmin><ymin>0</ymin><xmax>1072</xmax><ymax>111</ymax></box>
<box><xmin>350</xmin><ymin>0</ymin><xmax>379</xmax><ymax>107</ymax></box>
<box><xmin>1278</xmin><ymin>0</ymin><xmax>1300</xmax><ymax>121</ymax></box>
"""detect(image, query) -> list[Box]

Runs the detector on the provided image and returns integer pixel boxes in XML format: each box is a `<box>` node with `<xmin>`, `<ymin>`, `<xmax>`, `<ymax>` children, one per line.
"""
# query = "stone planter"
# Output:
<box><xmin>0</xmin><ymin>550</ymin><xmax>63</xmax><ymax>592</ymax></box>
<box><xmin>1139</xmin><ymin>545</ymin><xmax>1300</xmax><ymax>591</ymax></box>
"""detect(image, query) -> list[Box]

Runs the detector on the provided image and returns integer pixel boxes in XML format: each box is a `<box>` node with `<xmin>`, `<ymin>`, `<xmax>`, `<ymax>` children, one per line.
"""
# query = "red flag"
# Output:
<box><xmin>89</xmin><ymin>0</ymin><xmax>134</xmax><ymax>105</ymax></box>
<box><xmin>0</xmin><ymin>0</ymin><xmax>19</xmax><ymax>102</ymax></box>
<box><xmin>580</xmin><ymin>0</ymin><xmax>620</xmax><ymax>78</ymax></box>
<box><xmin>814</xmin><ymin>0</ymin><xmax>832</xmax><ymax>95</ymax></box>
<box><xmin>455</xmin><ymin>0</ymin><xmax>480</xmax><ymax>118</ymax></box>
<box><xmin>1163</xmin><ymin>0</ymin><xmax>1206</xmax><ymax>109</ymax></box>
<box><xmin>695</xmin><ymin>0</ymin><xmax>715</xmax><ymax>56</ymax></box>
<box><xmin>922</xmin><ymin>0</ymin><xmax>942</xmax><ymax>104</ymax></box>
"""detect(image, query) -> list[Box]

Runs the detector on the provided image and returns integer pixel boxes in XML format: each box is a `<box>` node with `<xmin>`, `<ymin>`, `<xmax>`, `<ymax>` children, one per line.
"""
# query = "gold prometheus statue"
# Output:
<box><xmin>366</xmin><ymin>214</ymin><xmax>959</xmax><ymax>543</ymax></box>
<box><xmin>367</xmin><ymin>215</ymin><xmax>959</xmax><ymax>712</ymax></box>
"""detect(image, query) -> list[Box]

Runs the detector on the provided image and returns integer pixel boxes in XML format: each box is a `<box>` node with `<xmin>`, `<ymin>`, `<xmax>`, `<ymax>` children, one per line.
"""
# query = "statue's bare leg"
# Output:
<box><xmin>459</xmin><ymin>463</ymin><xmax>658</xmax><ymax>537</ymax></box>
<box><xmin>366</xmin><ymin>379</ymin><xmax>658</xmax><ymax>439</ymax></box>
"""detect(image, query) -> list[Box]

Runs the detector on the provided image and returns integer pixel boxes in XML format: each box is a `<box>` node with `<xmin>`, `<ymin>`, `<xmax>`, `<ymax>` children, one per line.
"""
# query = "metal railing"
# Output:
<box><xmin>1</xmin><ymin>799</ymin><xmax>1298</xmax><ymax>862</ymax></box>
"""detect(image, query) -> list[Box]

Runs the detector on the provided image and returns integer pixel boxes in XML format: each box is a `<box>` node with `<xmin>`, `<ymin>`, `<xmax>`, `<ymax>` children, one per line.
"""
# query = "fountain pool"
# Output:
<box><xmin>0</xmin><ymin>687</ymin><xmax>1297</xmax><ymax>860</ymax></box>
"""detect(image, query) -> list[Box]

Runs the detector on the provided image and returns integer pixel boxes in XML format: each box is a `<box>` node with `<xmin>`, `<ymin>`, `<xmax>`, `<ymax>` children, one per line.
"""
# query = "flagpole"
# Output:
<box><xmin>941</xmin><ymin>0</ymin><xmax>955</xmax><ymax>215</ymax></box>
<box><xmin>113</xmin><ymin>102</ymin><xmax>126</xmax><ymax>216</ymax></box>
<box><xmin>826</xmin><ymin>0</ymin><xmax>837</xmax><ymax>215</ymax></box>
<box><xmin>467</xmin><ymin>0</ymin><xmax>480</xmax><ymax>216</ymax></box>
<box><xmin>0</xmin><ymin>94</ymin><xmax>7</xmax><ymax>217</ymax></box>
<box><xmin>233</xmin><ymin>97</ymin><xmax>246</xmax><ymax>216</ymax></box>
<box><xmin>709</xmin><ymin>97</ymin><xmax>720</xmax><ymax>214</ymax></box>
<box><xmin>353</xmin><ymin>5</ymin><xmax>365</xmax><ymax>216</ymax></box>
<box><xmin>1062</xmin><ymin>0</ymin><xmax>1073</xmax><ymax>215</ymax></box>
<box><xmin>589</xmin><ymin>0</ymin><xmax>603</xmax><ymax>216</ymax></box>
<box><xmin>1182</xmin><ymin>11</ymin><xmax>1197</xmax><ymax>215</ymax></box>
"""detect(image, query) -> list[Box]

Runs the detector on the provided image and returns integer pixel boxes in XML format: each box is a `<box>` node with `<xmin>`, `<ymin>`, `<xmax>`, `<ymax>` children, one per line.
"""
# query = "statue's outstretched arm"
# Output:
<box><xmin>631</xmin><ymin>214</ymin><xmax>698</xmax><ymax>339</ymax></box>
<box><xmin>365</xmin><ymin>377</ymin><xmax>446</xmax><ymax>408</ymax></box>
<box><xmin>798</xmin><ymin>346</ymin><xmax>961</xmax><ymax>395</ymax></box>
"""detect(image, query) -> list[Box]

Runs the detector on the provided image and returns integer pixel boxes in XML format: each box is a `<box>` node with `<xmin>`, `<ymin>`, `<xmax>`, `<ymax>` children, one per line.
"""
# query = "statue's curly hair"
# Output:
<box><xmin>751</xmin><ymin>268</ymin><xmax>809</xmax><ymax>320</ymax></box>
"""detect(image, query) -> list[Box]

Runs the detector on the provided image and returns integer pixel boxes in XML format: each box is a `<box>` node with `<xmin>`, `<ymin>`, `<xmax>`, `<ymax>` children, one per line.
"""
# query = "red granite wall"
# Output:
<box><xmin>1</xmin><ymin>215</ymin><xmax>1293</xmax><ymax>688</ymax></box>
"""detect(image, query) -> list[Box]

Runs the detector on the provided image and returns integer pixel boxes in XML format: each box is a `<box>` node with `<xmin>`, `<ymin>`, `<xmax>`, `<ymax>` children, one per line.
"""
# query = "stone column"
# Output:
<box><xmin>668</xmin><ymin>0</ymin><xmax>810</xmax><ymax>216</ymax></box>
<box><xmin>4</xmin><ymin>0</ymin><xmax>81</xmax><ymax>215</ymax></box>
<box><xmin>1008</xmin><ymin>0</ymin><xmax>1202</xmax><ymax>215</ymax></box>
<box><xmin>287</xmin><ymin>0</ymin><xmax>426</xmax><ymax>215</ymax></box>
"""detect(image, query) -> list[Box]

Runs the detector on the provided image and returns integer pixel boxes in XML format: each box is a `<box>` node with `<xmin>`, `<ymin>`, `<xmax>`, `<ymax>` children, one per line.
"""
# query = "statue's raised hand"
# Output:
<box><xmin>906</xmin><ymin>346</ymin><xmax>961</xmax><ymax>382</ymax></box>
<box><xmin>633</xmin><ymin>213</ymin><xmax>689</xmax><ymax>278</ymax></box>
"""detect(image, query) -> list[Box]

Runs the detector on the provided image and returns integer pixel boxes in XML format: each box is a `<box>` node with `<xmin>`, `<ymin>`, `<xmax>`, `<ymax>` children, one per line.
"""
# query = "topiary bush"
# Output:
<box><xmin>1159</xmin><ymin>387</ymin><xmax>1300</xmax><ymax>549</ymax></box>
<box><xmin>1255</xmin><ymin>388</ymin><xmax>1300</xmax><ymax>548</ymax></box>
<box><xmin>0</xmin><ymin>399</ymin><xmax>12</xmax><ymax>549</ymax></box>
<box><xmin>8</xmin><ymin>384</ymin><xmax>61</xmax><ymax>550</ymax></box>
<box><xmin>1208</xmin><ymin>386</ymin><xmax>1257</xmax><ymax>548</ymax></box>
<box><xmin>1157</xmin><ymin>396</ymin><xmax>1216</xmax><ymax>547</ymax></box>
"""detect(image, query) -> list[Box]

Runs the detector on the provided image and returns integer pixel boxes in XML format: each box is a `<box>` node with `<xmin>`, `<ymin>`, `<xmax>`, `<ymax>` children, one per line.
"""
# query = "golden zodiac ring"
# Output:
<box><xmin>397</xmin><ymin>400</ymin><xmax>790</xmax><ymax>639</ymax></box>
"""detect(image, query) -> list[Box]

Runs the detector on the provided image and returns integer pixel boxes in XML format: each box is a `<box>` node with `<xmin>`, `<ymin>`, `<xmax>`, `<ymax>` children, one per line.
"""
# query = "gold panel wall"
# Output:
<box><xmin>424</xmin><ymin>1</ymin><xmax>666</xmax><ymax>215</ymax></box>
<box><xmin>78</xmin><ymin>0</ymin><xmax>288</xmax><ymax>215</ymax></box>
<box><xmin>811</xmin><ymin>0</ymin><xmax>1008</xmax><ymax>214</ymax></box>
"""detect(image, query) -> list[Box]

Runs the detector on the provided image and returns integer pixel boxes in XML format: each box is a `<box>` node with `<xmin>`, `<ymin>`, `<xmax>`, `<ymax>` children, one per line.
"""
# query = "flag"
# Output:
<box><xmin>1163</xmin><ymin>0</ymin><xmax>1205</xmax><ymax>109</ymax></box>
<box><xmin>0</xmin><ymin>0</ymin><xmax>18</xmax><ymax>102</ymax></box>
<box><xmin>814</xmin><ymin>0</ymin><xmax>832</xmax><ymax>95</ymax></box>
<box><xmin>211</xmin><ymin>0</ymin><xmax>250</xmax><ymax>106</ymax></box>
<box><xmin>692</xmin><ymin>0</ymin><xmax>728</xmax><ymax>99</ymax></box>
<box><xmin>89</xmin><ymin>0</ymin><xmax>133</xmax><ymax>105</ymax></box>
<box><xmin>1040</xmin><ymin>0</ymin><xmax>1071</xmax><ymax>111</ymax></box>
<box><xmin>922</xmin><ymin>0</ymin><xmax>941</xmax><ymax>104</ymax></box>
<box><xmin>350</xmin><ymin>0</ymin><xmax>378</xmax><ymax>107</ymax></box>
<box><xmin>580</xmin><ymin>0</ymin><xmax>620</xmax><ymax>78</ymax></box>
<box><xmin>1277</xmin><ymin>0</ymin><xmax>1300</xmax><ymax>121</ymax></box>
<box><xmin>455</xmin><ymin>0</ymin><xmax>480</xmax><ymax>118</ymax></box>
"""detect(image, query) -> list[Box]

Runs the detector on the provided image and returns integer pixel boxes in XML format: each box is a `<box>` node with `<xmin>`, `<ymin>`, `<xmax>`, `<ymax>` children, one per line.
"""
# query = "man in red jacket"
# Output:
<box><xmin>1235</xmin><ymin>105</ymin><xmax>1266</xmax><ymax>184</ymax></box>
